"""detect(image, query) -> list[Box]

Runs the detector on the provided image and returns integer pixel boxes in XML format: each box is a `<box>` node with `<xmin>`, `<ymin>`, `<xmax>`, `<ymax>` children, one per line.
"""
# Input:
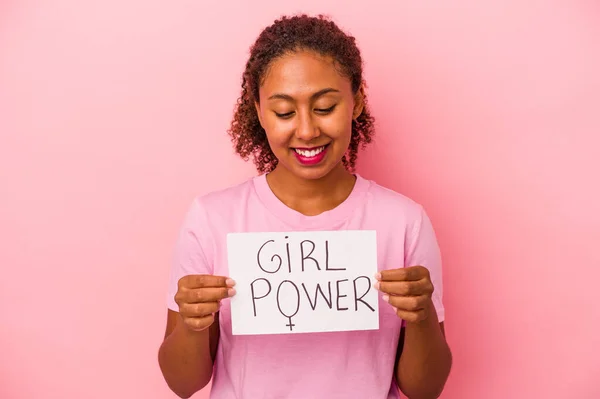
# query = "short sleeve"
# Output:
<box><xmin>166</xmin><ymin>199</ymin><xmax>213</xmax><ymax>311</ymax></box>
<box><xmin>404</xmin><ymin>206</ymin><xmax>445</xmax><ymax>323</ymax></box>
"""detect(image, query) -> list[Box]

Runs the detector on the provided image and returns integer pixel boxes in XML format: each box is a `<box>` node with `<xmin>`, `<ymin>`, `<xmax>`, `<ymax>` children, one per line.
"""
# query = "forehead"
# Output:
<box><xmin>259</xmin><ymin>51</ymin><xmax>352</xmax><ymax>98</ymax></box>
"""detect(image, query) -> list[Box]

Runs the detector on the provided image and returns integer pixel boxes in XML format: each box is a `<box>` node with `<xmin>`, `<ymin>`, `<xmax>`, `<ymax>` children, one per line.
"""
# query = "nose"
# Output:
<box><xmin>294</xmin><ymin>112</ymin><xmax>321</xmax><ymax>142</ymax></box>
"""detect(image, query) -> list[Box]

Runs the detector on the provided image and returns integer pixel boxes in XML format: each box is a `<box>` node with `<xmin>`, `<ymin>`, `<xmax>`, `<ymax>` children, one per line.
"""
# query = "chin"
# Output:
<box><xmin>294</xmin><ymin>168</ymin><xmax>332</xmax><ymax>181</ymax></box>
<box><xmin>285</xmin><ymin>160</ymin><xmax>341</xmax><ymax>181</ymax></box>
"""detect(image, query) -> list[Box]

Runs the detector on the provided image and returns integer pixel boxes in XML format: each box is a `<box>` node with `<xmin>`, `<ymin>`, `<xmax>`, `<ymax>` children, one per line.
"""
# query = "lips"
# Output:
<box><xmin>292</xmin><ymin>144</ymin><xmax>329</xmax><ymax>166</ymax></box>
<box><xmin>294</xmin><ymin>145</ymin><xmax>326</xmax><ymax>157</ymax></box>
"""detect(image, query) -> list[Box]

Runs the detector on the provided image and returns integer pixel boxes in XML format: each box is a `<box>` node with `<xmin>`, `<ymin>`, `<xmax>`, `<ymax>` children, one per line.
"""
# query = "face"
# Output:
<box><xmin>255</xmin><ymin>50</ymin><xmax>364</xmax><ymax>180</ymax></box>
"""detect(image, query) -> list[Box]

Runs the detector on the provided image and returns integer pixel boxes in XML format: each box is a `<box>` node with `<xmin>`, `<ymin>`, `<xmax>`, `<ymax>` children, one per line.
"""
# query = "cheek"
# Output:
<box><xmin>322</xmin><ymin>114</ymin><xmax>353</xmax><ymax>140</ymax></box>
<box><xmin>326</xmin><ymin>102</ymin><xmax>354</xmax><ymax>136</ymax></box>
<box><xmin>263</xmin><ymin>120</ymin><xmax>292</xmax><ymax>148</ymax></box>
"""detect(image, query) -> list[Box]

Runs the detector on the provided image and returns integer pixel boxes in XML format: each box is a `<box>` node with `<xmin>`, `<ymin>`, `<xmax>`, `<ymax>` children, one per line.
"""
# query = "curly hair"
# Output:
<box><xmin>227</xmin><ymin>14</ymin><xmax>375</xmax><ymax>174</ymax></box>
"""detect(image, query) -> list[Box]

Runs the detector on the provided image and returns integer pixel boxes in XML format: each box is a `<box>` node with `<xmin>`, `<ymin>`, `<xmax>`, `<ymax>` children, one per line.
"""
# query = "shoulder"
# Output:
<box><xmin>361</xmin><ymin>175</ymin><xmax>425</xmax><ymax>222</ymax></box>
<box><xmin>189</xmin><ymin>176</ymin><xmax>257</xmax><ymax>214</ymax></box>
<box><xmin>361</xmin><ymin>177</ymin><xmax>441</xmax><ymax>264</ymax></box>
<box><xmin>177</xmin><ymin>176</ymin><xmax>258</xmax><ymax>232</ymax></box>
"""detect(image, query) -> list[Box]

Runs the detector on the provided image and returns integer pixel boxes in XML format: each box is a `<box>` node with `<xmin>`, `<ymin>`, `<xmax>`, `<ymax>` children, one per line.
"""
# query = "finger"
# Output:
<box><xmin>393</xmin><ymin>308</ymin><xmax>427</xmax><ymax>323</ymax></box>
<box><xmin>183</xmin><ymin>314</ymin><xmax>215</xmax><ymax>331</ymax></box>
<box><xmin>376</xmin><ymin>280</ymin><xmax>429</xmax><ymax>296</ymax></box>
<box><xmin>383</xmin><ymin>294</ymin><xmax>429</xmax><ymax>312</ymax></box>
<box><xmin>176</xmin><ymin>287</ymin><xmax>235</xmax><ymax>306</ymax></box>
<box><xmin>180</xmin><ymin>301</ymin><xmax>220</xmax><ymax>318</ymax></box>
<box><xmin>179</xmin><ymin>275</ymin><xmax>236</xmax><ymax>289</ymax></box>
<box><xmin>190</xmin><ymin>287</ymin><xmax>236</xmax><ymax>303</ymax></box>
<box><xmin>378</xmin><ymin>266</ymin><xmax>428</xmax><ymax>282</ymax></box>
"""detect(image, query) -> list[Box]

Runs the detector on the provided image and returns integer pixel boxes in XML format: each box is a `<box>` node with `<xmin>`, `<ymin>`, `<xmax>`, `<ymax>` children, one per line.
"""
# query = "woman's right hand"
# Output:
<box><xmin>174</xmin><ymin>275</ymin><xmax>236</xmax><ymax>332</ymax></box>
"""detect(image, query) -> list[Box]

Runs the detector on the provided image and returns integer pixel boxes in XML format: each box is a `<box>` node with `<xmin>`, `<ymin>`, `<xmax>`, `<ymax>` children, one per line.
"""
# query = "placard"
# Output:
<box><xmin>227</xmin><ymin>230</ymin><xmax>379</xmax><ymax>335</ymax></box>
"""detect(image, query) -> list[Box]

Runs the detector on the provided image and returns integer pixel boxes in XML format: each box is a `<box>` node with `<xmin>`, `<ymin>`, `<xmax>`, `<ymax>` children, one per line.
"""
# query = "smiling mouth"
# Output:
<box><xmin>291</xmin><ymin>144</ymin><xmax>330</xmax><ymax>166</ymax></box>
<box><xmin>293</xmin><ymin>144</ymin><xmax>328</xmax><ymax>157</ymax></box>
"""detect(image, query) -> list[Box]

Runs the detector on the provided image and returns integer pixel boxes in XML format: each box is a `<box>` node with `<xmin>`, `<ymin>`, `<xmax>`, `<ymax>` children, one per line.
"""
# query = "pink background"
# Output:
<box><xmin>1</xmin><ymin>1</ymin><xmax>599</xmax><ymax>398</ymax></box>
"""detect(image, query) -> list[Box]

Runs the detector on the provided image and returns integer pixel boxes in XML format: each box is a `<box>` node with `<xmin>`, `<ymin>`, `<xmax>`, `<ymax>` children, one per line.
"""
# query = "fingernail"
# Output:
<box><xmin>375</xmin><ymin>272</ymin><xmax>382</xmax><ymax>281</ymax></box>
<box><xmin>228</xmin><ymin>288</ymin><xmax>236</xmax><ymax>297</ymax></box>
<box><xmin>226</xmin><ymin>278</ymin><xmax>236</xmax><ymax>287</ymax></box>
<box><xmin>374</xmin><ymin>281</ymin><xmax>380</xmax><ymax>290</ymax></box>
<box><xmin>382</xmin><ymin>294</ymin><xmax>390</xmax><ymax>303</ymax></box>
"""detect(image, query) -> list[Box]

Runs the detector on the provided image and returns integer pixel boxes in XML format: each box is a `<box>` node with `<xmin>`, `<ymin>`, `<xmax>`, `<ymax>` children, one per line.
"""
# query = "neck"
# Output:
<box><xmin>266</xmin><ymin>162</ymin><xmax>356</xmax><ymax>216</ymax></box>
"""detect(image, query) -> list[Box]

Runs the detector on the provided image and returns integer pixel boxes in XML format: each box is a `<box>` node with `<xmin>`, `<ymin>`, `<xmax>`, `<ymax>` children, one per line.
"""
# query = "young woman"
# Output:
<box><xmin>158</xmin><ymin>14</ymin><xmax>452</xmax><ymax>399</ymax></box>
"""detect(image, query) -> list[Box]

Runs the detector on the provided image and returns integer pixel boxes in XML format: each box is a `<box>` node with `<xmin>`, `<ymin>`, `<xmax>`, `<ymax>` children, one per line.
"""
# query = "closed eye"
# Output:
<box><xmin>274</xmin><ymin>105</ymin><xmax>337</xmax><ymax>119</ymax></box>
<box><xmin>314</xmin><ymin>105</ymin><xmax>337</xmax><ymax>115</ymax></box>
<box><xmin>275</xmin><ymin>111</ymin><xmax>295</xmax><ymax>119</ymax></box>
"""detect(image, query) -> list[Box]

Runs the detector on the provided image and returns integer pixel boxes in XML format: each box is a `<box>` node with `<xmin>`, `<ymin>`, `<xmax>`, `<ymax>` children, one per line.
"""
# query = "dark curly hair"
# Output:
<box><xmin>227</xmin><ymin>14</ymin><xmax>375</xmax><ymax>174</ymax></box>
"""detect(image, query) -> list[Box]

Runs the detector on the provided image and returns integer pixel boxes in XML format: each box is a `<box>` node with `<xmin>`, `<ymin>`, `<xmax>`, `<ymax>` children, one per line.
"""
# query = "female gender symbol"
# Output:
<box><xmin>276</xmin><ymin>280</ymin><xmax>300</xmax><ymax>331</ymax></box>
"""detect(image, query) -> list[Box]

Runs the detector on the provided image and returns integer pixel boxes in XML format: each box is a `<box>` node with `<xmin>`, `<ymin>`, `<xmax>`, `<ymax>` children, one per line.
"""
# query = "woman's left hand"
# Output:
<box><xmin>374</xmin><ymin>266</ymin><xmax>435</xmax><ymax>323</ymax></box>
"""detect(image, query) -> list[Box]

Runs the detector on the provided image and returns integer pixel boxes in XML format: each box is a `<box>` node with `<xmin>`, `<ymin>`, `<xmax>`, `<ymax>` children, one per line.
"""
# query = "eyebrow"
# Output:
<box><xmin>267</xmin><ymin>87</ymin><xmax>340</xmax><ymax>101</ymax></box>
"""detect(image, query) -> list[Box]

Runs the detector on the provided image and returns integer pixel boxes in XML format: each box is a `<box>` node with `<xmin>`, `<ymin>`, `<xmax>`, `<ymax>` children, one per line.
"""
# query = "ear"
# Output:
<box><xmin>254</xmin><ymin>101</ymin><xmax>265</xmax><ymax>128</ymax></box>
<box><xmin>352</xmin><ymin>84</ymin><xmax>365</xmax><ymax>120</ymax></box>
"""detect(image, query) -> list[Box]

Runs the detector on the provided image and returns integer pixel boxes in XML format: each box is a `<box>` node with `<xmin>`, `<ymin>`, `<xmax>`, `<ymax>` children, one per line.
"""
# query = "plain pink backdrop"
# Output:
<box><xmin>1</xmin><ymin>1</ymin><xmax>599</xmax><ymax>398</ymax></box>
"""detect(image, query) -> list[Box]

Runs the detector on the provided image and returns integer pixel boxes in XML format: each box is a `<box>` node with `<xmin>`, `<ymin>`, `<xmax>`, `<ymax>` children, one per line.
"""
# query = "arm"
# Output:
<box><xmin>395</xmin><ymin>315</ymin><xmax>452</xmax><ymax>398</ymax></box>
<box><xmin>391</xmin><ymin>206</ymin><xmax>450</xmax><ymax>397</ymax></box>
<box><xmin>158</xmin><ymin>309</ymin><xmax>220</xmax><ymax>398</ymax></box>
<box><xmin>160</xmin><ymin>199</ymin><xmax>225</xmax><ymax>397</ymax></box>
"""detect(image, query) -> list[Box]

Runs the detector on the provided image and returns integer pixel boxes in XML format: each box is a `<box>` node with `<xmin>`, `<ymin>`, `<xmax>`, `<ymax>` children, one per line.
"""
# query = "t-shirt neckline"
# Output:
<box><xmin>252</xmin><ymin>173</ymin><xmax>370</xmax><ymax>230</ymax></box>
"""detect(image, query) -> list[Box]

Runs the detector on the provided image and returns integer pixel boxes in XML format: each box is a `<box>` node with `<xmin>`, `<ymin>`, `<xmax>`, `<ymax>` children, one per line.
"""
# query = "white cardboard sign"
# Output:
<box><xmin>227</xmin><ymin>230</ymin><xmax>379</xmax><ymax>335</ymax></box>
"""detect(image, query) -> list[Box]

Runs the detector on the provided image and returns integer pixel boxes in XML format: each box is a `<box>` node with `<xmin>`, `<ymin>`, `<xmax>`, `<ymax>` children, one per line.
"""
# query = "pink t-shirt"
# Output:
<box><xmin>167</xmin><ymin>173</ymin><xmax>445</xmax><ymax>399</ymax></box>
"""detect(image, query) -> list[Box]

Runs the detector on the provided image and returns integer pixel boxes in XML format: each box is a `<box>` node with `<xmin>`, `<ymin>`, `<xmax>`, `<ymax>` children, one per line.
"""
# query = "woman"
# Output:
<box><xmin>158</xmin><ymin>14</ymin><xmax>452</xmax><ymax>399</ymax></box>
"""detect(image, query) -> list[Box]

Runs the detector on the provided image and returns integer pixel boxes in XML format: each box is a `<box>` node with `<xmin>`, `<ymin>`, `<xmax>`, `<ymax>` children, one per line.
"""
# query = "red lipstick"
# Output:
<box><xmin>292</xmin><ymin>144</ymin><xmax>328</xmax><ymax>166</ymax></box>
